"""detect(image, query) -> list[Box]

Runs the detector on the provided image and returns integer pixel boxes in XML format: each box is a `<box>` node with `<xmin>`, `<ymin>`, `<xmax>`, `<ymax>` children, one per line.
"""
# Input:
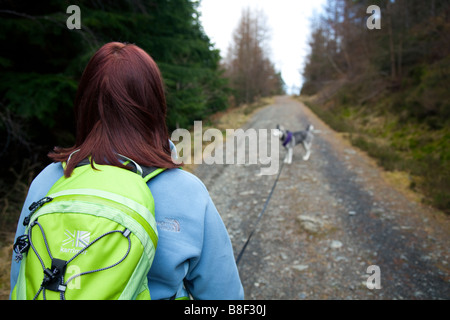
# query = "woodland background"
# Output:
<box><xmin>0</xmin><ymin>0</ymin><xmax>449</xmax><ymax>267</ymax></box>
<box><xmin>301</xmin><ymin>0</ymin><xmax>449</xmax><ymax>213</ymax></box>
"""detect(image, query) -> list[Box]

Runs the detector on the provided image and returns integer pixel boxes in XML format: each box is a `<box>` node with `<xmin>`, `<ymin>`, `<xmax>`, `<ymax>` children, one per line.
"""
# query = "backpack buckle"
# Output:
<box><xmin>41</xmin><ymin>258</ymin><xmax>67</xmax><ymax>292</ymax></box>
<box><xmin>13</xmin><ymin>235</ymin><xmax>30</xmax><ymax>262</ymax></box>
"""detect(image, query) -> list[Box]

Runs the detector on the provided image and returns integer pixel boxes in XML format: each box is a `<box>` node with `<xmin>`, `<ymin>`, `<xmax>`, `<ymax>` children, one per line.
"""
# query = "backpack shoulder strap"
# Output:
<box><xmin>65</xmin><ymin>150</ymin><xmax>165</xmax><ymax>183</ymax></box>
<box><xmin>141</xmin><ymin>167</ymin><xmax>165</xmax><ymax>183</ymax></box>
<box><xmin>109</xmin><ymin>154</ymin><xmax>166</xmax><ymax>182</ymax></box>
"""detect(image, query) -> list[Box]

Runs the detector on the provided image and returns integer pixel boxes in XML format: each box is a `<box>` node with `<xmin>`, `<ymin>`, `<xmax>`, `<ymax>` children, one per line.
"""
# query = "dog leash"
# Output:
<box><xmin>235</xmin><ymin>160</ymin><xmax>285</xmax><ymax>266</ymax></box>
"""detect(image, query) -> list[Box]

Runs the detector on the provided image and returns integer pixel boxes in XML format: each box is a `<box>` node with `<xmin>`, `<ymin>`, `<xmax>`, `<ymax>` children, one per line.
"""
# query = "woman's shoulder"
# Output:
<box><xmin>148</xmin><ymin>168</ymin><xmax>214</xmax><ymax>226</ymax></box>
<box><xmin>150</xmin><ymin>168</ymin><xmax>209</xmax><ymax>195</ymax></box>
<box><xmin>29</xmin><ymin>162</ymin><xmax>64</xmax><ymax>190</ymax></box>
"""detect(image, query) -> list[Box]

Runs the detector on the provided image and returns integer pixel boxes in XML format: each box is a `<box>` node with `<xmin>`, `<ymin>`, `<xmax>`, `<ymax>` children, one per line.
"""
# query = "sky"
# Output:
<box><xmin>198</xmin><ymin>0</ymin><xmax>327</xmax><ymax>94</ymax></box>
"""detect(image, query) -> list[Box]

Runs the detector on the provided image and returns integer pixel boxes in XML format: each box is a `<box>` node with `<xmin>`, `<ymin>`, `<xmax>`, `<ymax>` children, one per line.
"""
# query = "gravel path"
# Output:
<box><xmin>194</xmin><ymin>96</ymin><xmax>449</xmax><ymax>300</ymax></box>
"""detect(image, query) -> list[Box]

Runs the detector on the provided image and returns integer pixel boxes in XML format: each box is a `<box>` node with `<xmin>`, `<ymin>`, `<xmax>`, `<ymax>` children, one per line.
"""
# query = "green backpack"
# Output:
<box><xmin>12</xmin><ymin>155</ymin><xmax>163</xmax><ymax>300</ymax></box>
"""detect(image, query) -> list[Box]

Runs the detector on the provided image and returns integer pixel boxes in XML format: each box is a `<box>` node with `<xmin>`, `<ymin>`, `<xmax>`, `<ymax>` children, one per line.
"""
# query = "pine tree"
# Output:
<box><xmin>0</xmin><ymin>0</ymin><xmax>229</xmax><ymax>194</ymax></box>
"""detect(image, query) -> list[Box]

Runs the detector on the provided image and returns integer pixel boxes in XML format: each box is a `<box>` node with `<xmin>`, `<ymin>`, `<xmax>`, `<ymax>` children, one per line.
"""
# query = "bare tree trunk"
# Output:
<box><xmin>225</xmin><ymin>7</ymin><xmax>280</xmax><ymax>104</ymax></box>
<box><xmin>387</xmin><ymin>3</ymin><xmax>397</xmax><ymax>82</ymax></box>
<box><xmin>397</xmin><ymin>34</ymin><xmax>403</xmax><ymax>81</ymax></box>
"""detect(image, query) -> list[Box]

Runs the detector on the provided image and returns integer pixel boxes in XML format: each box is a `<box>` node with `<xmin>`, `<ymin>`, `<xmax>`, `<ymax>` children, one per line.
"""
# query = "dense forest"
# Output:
<box><xmin>301</xmin><ymin>0</ymin><xmax>450</xmax><ymax>212</ymax></box>
<box><xmin>0</xmin><ymin>1</ymin><xmax>283</xmax><ymax>229</ymax></box>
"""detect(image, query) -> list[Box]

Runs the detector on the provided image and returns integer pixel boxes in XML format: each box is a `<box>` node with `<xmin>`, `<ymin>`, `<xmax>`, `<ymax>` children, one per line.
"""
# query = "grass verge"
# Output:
<box><xmin>300</xmin><ymin>96</ymin><xmax>450</xmax><ymax>214</ymax></box>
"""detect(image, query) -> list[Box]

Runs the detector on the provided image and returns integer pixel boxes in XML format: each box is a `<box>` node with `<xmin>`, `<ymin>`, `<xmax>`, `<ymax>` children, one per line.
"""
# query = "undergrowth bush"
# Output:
<box><xmin>302</xmin><ymin>97</ymin><xmax>450</xmax><ymax>214</ymax></box>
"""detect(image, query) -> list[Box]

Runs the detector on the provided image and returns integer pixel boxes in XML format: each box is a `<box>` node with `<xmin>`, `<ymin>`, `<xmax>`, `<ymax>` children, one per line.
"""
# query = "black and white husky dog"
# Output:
<box><xmin>273</xmin><ymin>124</ymin><xmax>314</xmax><ymax>164</ymax></box>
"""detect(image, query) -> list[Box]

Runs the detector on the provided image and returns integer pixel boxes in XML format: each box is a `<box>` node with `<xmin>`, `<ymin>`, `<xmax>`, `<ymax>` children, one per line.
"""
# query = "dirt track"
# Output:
<box><xmin>194</xmin><ymin>96</ymin><xmax>449</xmax><ymax>300</ymax></box>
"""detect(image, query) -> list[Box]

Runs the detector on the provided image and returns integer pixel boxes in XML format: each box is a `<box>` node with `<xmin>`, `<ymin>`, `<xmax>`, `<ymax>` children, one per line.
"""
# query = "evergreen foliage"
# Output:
<box><xmin>0</xmin><ymin>0</ymin><xmax>228</xmax><ymax>185</ymax></box>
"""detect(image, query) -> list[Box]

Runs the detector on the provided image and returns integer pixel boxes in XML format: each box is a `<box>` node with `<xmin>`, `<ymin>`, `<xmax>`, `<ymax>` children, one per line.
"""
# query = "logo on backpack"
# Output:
<box><xmin>63</xmin><ymin>230</ymin><xmax>91</xmax><ymax>248</ymax></box>
<box><xmin>60</xmin><ymin>230</ymin><xmax>91</xmax><ymax>255</ymax></box>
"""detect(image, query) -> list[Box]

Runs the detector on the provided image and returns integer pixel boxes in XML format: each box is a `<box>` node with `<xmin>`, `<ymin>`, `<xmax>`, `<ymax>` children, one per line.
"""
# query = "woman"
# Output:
<box><xmin>10</xmin><ymin>42</ymin><xmax>244</xmax><ymax>300</ymax></box>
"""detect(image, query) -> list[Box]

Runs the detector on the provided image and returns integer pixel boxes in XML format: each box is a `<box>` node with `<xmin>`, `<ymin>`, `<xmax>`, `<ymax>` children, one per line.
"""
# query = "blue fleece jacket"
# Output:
<box><xmin>10</xmin><ymin>162</ymin><xmax>244</xmax><ymax>300</ymax></box>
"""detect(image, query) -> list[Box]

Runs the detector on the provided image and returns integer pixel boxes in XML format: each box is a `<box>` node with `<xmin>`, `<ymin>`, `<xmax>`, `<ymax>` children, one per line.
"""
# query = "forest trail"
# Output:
<box><xmin>194</xmin><ymin>96</ymin><xmax>449</xmax><ymax>299</ymax></box>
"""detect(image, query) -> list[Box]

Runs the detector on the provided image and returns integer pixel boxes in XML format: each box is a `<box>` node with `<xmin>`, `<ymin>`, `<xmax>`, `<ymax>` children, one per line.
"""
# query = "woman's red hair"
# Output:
<box><xmin>49</xmin><ymin>42</ymin><xmax>179</xmax><ymax>176</ymax></box>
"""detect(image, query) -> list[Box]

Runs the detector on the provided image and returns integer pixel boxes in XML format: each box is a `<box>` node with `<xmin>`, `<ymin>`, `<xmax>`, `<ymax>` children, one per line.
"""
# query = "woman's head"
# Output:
<box><xmin>50</xmin><ymin>42</ymin><xmax>179</xmax><ymax>176</ymax></box>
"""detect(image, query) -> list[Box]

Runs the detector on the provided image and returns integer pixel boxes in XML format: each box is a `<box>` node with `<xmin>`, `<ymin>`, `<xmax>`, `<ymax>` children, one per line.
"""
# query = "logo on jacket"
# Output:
<box><xmin>157</xmin><ymin>218</ymin><xmax>180</xmax><ymax>233</ymax></box>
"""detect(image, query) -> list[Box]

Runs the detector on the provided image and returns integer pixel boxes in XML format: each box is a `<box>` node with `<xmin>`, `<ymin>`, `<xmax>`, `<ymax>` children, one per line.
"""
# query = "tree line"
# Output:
<box><xmin>224</xmin><ymin>7</ymin><xmax>285</xmax><ymax>105</ymax></box>
<box><xmin>301</xmin><ymin>0</ymin><xmax>450</xmax><ymax>212</ymax></box>
<box><xmin>302</xmin><ymin>0</ymin><xmax>449</xmax><ymax>126</ymax></box>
